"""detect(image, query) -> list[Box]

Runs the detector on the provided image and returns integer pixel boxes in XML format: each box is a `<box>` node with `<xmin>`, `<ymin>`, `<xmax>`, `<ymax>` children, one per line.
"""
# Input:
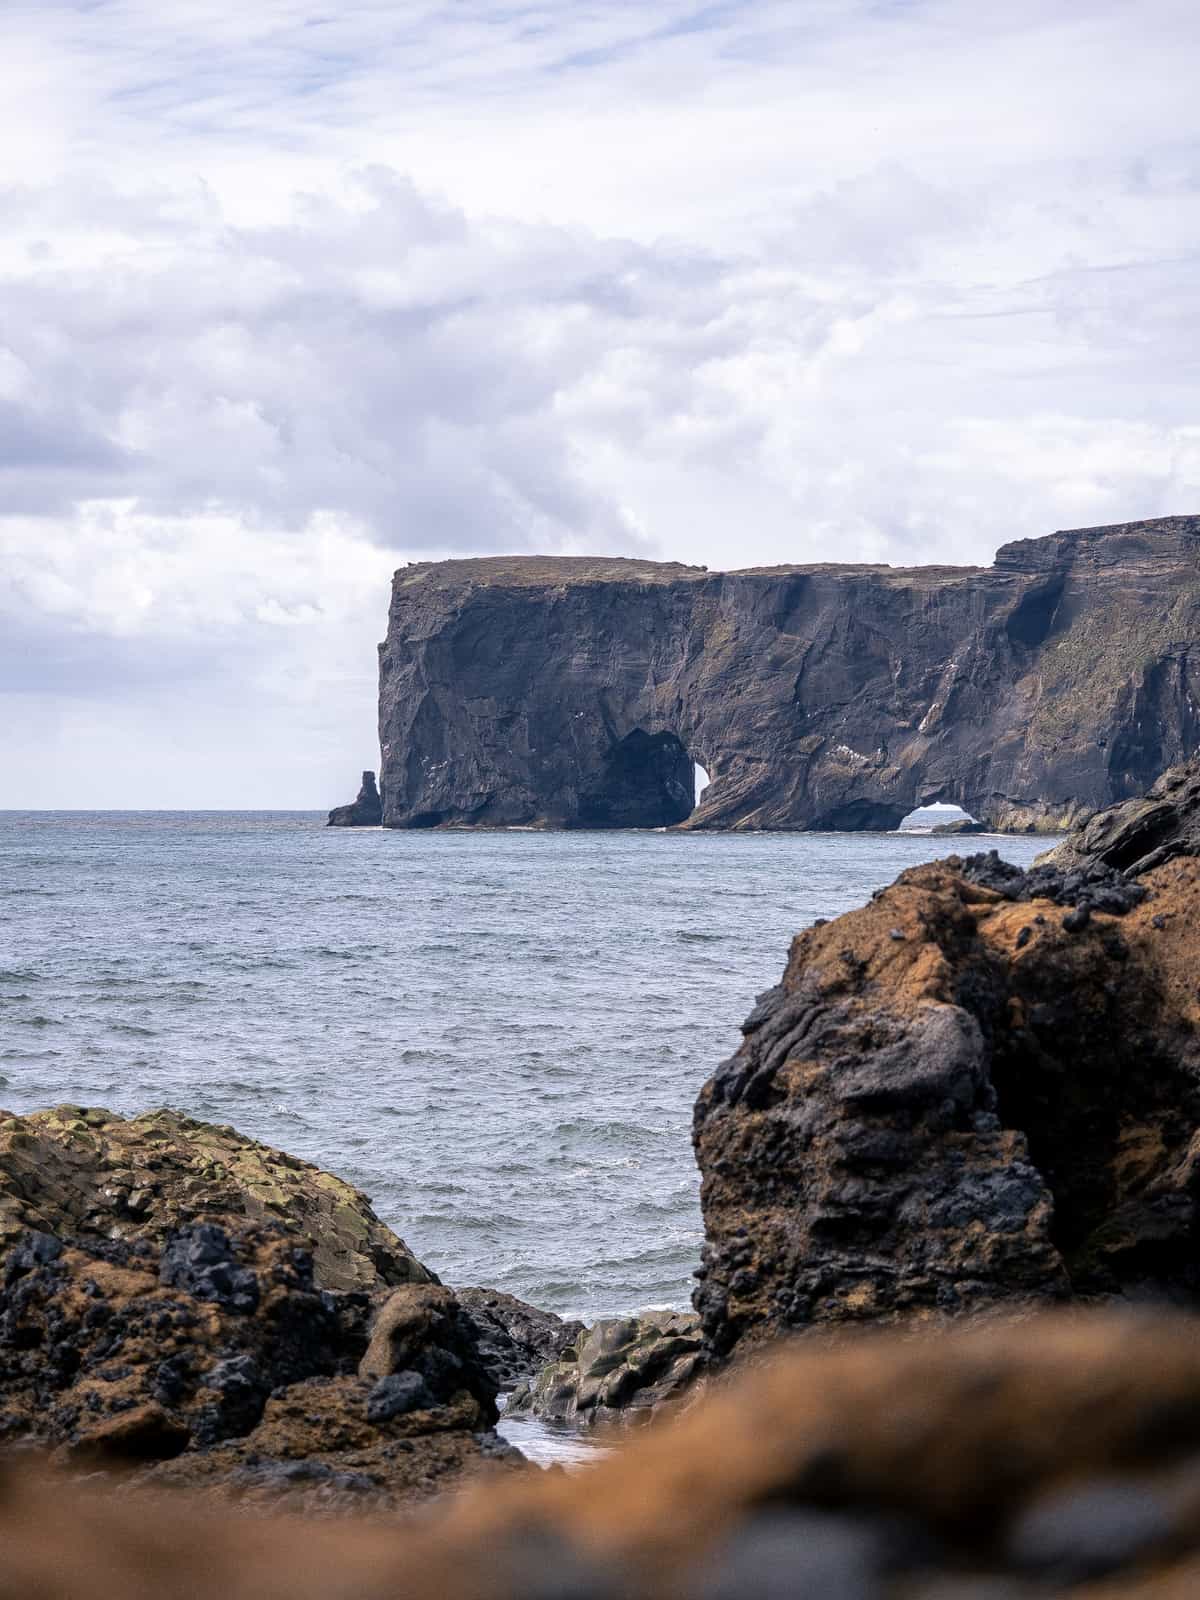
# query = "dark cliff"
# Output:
<box><xmin>378</xmin><ymin>516</ymin><xmax>1200</xmax><ymax>832</ymax></box>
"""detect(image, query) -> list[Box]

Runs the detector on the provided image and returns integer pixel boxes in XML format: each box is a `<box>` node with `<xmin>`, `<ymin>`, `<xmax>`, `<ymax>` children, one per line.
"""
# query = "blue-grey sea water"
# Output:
<box><xmin>0</xmin><ymin>812</ymin><xmax>1055</xmax><ymax>1324</ymax></box>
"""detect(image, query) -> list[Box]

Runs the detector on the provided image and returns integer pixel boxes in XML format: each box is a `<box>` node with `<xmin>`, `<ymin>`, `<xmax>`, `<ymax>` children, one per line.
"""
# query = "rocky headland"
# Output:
<box><xmin>377</xmin><ymin>514</ymin><xmax>1200</xmax><ymax>833</ymax></box>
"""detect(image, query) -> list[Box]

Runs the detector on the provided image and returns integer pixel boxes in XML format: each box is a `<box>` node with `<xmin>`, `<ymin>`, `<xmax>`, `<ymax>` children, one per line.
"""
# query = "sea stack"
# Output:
<box><xmin>327</xmin><ymin>770</ymin><xmax>382</xmax><ymax>827</ymax></box>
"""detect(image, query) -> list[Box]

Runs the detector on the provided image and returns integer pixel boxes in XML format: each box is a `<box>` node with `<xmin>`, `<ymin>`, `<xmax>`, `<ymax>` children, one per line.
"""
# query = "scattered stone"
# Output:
<box><xmin>366</xmin><ymin>1371</ymin><xmax>432</xmax><ymax>1424</ymax></box>
<box><xmin>9</xmin><ymin>1312</ymin><xmax>1200</xmax><ymax>1595</ymax></box>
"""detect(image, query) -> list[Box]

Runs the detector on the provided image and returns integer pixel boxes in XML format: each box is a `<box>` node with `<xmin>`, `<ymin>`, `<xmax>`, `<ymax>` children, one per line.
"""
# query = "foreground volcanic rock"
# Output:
<box><xmin>378</xmin><ymin>515</ymin><xmax>1200</xmax><ymax>832</ymax></box>
<box><xmin>0</xmin><ymin>1106</ymin><xmax>431</xmax><ymax>1292</ymax></box>
<box><xmin>693</xmin><ymin>850</ymin><xmax>1200</xmax><ymax>1359</ymax></box>
<box><xmin>327</xmin><ymin>770</ymin><xmax>383</xmax><ymax>827</ymax></box>
<box><xmin>9</xmin><ymin>1312</ymin><xmax>1200</xmax><ymax>1595</ymax></box>
<box><xmin>0</xmin><ymin>1219</ymin><xmax>513</xmax><ymax>1511</ymax></box>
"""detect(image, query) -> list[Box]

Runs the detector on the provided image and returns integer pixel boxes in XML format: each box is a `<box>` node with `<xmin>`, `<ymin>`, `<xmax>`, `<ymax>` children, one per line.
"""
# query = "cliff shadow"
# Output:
<box><xmin>575</xmin><ymin>729</ymin><xmax>696</xmax><ymax>829</ymax></box>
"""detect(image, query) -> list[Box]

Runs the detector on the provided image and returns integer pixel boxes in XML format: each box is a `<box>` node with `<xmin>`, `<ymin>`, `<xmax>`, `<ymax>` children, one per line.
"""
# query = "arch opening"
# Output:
<box><xmin>897</xmin><ymin>802</ymin><xmax>982</xmax><ymax>834</ymax></box>
<box><xmin>575</xmin><ymin>729</ymin><xmax>697</xmax><ymax>829</ymax></box>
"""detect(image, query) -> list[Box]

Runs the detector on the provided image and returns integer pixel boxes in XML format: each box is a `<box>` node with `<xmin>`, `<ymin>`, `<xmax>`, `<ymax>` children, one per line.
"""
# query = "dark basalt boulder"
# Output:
<box><xmin>0</xmin><ymin>1221</ymin><xmax>516</xmax><ymax>1511</ymax></box>
<box><xmin>930</xmin><ymin>817</ymin><xmax>986</xmax><ymax>835</ymax></box>
<box><xmin>377</xmin><ymin>516</ymin><xmax>1200</xmax><ymax>833</ymax></box>
<box><xmin>454</xmin><ymin>1288</ymin><xmax>585</xmax><ymax>1389</ymax></box>
<box><xmin>1038</xmin><ymin>754</ymin><xmax>1200</xmax><ymax>876</ymax></box>
<box><xmin>693</xmin><ymin>848</ymin><xmax>1200</xmax><ymax>1361</ymax></box>
<box><xmin>326</xmin><ymin>770</ymin><xmax>382</xmax><ymax>827</ymax></box>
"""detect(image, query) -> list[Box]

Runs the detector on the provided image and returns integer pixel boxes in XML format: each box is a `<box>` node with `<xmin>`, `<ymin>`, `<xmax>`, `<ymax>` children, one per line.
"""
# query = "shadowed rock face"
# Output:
<box><xmin>378</xmin><ymin>516</ymin><xmax>1200</xmax><ymax>832</ymax></box>
<box><xmin>693</xmin><ymin>851</ymin><xmax>1200</xmax><ymax>1360</ymax></box>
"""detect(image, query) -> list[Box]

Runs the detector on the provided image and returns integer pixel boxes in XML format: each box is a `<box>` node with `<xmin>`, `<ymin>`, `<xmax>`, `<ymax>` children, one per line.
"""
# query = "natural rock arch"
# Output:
<box><xmin>376</xmin><ymin>519</ymin><xmax>1200</xmax><ymax>832</ymax></box>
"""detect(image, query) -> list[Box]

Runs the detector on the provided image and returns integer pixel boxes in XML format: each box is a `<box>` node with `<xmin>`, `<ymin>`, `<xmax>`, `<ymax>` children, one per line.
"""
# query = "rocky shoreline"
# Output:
<box><xmin>10</xmin><ymin>760</ymin><xmax>1200</xmax><ymax>1589</ymax></box>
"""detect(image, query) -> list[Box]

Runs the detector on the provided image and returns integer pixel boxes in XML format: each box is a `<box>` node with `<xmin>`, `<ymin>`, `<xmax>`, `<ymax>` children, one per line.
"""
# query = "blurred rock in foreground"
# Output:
<box><xmin>8</xmin><ymin>1312</ymin><xmax>1200</xmax><ymax>1596</ymax></box>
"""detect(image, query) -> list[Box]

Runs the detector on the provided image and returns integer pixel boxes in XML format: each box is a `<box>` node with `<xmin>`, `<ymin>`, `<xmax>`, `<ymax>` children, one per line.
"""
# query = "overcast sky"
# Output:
<box><xmin>3</xmin><ymin>1</ymin><xmax>1198</xmax><ymax>806</ymax></box>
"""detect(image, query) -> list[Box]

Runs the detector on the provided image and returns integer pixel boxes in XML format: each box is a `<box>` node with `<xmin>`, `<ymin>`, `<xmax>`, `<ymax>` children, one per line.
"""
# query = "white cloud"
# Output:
<box><xmin>1</xmin><ymin>1</ymin><xmax>1198</xmax><ymax>803</ymax></box>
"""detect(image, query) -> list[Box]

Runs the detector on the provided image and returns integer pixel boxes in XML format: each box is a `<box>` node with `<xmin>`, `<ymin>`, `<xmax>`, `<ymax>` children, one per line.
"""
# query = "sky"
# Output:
<box><xmin>2</xmin><ymin>0</ymin><xmax>1199</xmax><ymax>807</ymax></box>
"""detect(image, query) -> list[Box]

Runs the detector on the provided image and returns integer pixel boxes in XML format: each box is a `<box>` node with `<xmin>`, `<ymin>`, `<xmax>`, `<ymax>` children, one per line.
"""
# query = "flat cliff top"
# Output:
<box><xmin>394</xmin><ymin>515</ymin><xmax>1200</xmax><ymax>592</ymax></box>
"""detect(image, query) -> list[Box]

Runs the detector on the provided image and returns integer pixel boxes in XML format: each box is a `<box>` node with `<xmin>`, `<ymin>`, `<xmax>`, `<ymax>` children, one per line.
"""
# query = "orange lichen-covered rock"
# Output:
<box><xmin>694</xmin><ymin>851</ymin><xmax>1200</xmax><ymax>1357</ymax></box>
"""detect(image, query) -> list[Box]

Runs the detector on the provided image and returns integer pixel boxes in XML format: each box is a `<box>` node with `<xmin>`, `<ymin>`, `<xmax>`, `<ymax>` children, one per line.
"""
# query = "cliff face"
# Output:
<box><xmin>377</xmin><ymin>516</ymin><xmax>1200</xmax><ymax>831</ymax></box>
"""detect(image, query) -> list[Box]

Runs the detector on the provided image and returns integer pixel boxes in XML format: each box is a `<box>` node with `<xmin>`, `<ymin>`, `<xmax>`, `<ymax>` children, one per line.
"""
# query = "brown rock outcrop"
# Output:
<box><xmin>453</xmin><ymin>1287</ymin><xmax>586</xmax><ymax>1389</ymax></box>
<box><xmin>0</xmin><ymin>1220</ymin><xmax>512</xmax><ymax>1511</ymax></box>
<box><xmin>9</xmin><ymin>1312</ymin><xmax>1200</xmax><ymax>1595</ymax></box>
<box><xmin>693</xmin><ymin>851</ymin><xmax>1200</xmax><ymax>1359</ymax></box>
<box><xmin>0</xmin><ymin>1106</ymin><xmax>430</xmax><ymax>1292</ymax></box>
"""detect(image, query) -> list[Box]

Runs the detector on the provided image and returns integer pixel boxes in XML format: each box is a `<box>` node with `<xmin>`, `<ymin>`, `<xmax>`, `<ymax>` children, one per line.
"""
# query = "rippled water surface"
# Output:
<box><xmin>0</xmin><ymin>813</ymin><xmax>1054</xmax><ymax>1320</ymax></box>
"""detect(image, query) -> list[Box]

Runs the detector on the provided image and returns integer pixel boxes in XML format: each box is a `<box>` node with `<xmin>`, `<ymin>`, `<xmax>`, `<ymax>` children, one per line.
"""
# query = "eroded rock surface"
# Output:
<box><xmin>454</xmin><ymin>1288</ymin><xmax>585</xmax><ymax>1389</ymax></box>
<box><xmin>378</xmin><ymin>516</ymin><xmax>1200</xmax><ymax>832</ymax></box>
<box><xmin>327</xmin><ymin>770</ymin><xmax>383</xmax><ymax>827</ymax></box>
<box><xmin>9</xmin><ymin>1313</ymin><xmax>1200</xmax><ymax>1595</ymax></box>
<box><xmin>0</xmin><ymin>1221</ymin><xmax>512</xmax><ymax>1511</ymax></box>
<box><xmin>1040</xmin><ymin>755</ymin><xmax>1200</xmax><ymax>876</ymax></box>
<box><xmin>694</xmin><ymin>851</ymin><xmax>1200</xmax><ymax>1359</ymax></box>
<box><xmin>0</xmin><ymin>1106</ymin><xmax>430</xmax><ymax>1293</ymax></box>
<box><xmin>506</xmin><ymin>1311</ymin><xmax>702</xmax><ymax>1428</ymax></box>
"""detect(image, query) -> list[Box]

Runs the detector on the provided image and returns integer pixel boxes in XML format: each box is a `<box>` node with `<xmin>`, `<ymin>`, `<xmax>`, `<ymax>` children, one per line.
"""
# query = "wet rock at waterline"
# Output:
<box><xmin>693</xmin><ymin>846</ymin><xmax>1200</xmax><ymax>1360</ymax></box>
<box><xmin>506</xmin><ymin>1311</ymin><xmax>703</xmax><ymax>1428</ymax></box>
<box><xmin>326</xmin><ymin>770</ymin><xmax>383</xmax><ymax>827</ymax></box>
<box><xmin>0</xmin><ymin>1105</ymin><xmax>431</xmax><ymax>1293</ymax></box>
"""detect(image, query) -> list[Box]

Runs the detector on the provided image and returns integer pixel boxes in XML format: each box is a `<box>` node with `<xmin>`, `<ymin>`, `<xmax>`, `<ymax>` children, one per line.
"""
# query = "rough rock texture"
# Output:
<box><xmin>694</xmin><ymin>851</ymin><xmax>1200</xmax><ymax>1360</ymax></box>
<box><xmin>327</xmin><ymin>770</ymin><xmax>383</xmax><ymax>827</ymax></box>
<box><xmin>505</xmin><ymin>1311</ymin><xmax>703</xmax><ymax>1428</ymax></box>
<box><xmin>0</xmin><ymin>1221</ymin><xmax>512</xmax><ymax>1511</ymax></box>
<box><xmin>378</xmin><ymin>516</ymin><xmax>1200</xmax><ymax>832</ymax></box>
<box><xmin>11</xmin><ymin>1313</ymin><xmax>1200</xmax><ymax>1595</ymax></box>
<box><xmin>454</xmin><ymin>1288</ymin><xmax>585</xmax><ymax>1389</ymax></box>
<box><xmin>0</xmin><ymin>1105</ymin><xmax>430</xmax><ymax>1293</ymax></box>
<box><xmin>1040</xmin><ymin>754</ymin><xmax>1200</xmax><ymax>876</ymax></box>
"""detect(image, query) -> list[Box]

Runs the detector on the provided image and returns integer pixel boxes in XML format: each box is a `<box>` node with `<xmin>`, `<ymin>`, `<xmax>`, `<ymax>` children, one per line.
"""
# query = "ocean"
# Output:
<box><xmin>0</xmin><ymin>812</ymin><xmax>1055</xmax><ymax>1324</ymax></box>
